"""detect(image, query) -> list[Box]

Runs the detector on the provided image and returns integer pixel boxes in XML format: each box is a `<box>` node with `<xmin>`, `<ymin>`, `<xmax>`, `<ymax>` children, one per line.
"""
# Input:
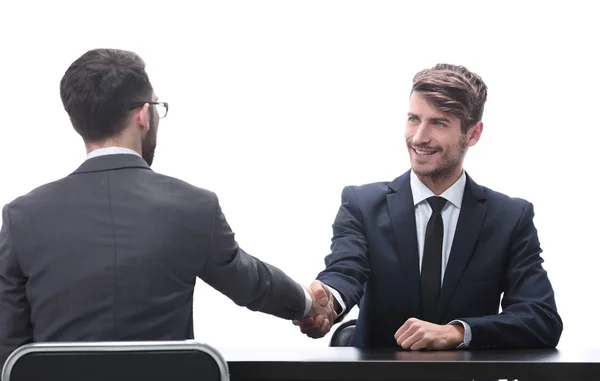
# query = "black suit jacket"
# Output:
<box><xmin>0</xmin><ymin>154</ymin><xmax>306</xmax><ymax>367</ymax></box>
<box><xmin>318</xmin><ymin>170</ymin><xmax>562</xmax><ymax>349</ymax></box>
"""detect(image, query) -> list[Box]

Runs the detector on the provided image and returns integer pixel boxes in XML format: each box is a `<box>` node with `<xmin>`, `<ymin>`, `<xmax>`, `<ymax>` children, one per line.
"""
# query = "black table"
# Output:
<box><xmin>218</xmin><ymin>347</ymin><xmax>600</xmax><ymax>381</ymax></box>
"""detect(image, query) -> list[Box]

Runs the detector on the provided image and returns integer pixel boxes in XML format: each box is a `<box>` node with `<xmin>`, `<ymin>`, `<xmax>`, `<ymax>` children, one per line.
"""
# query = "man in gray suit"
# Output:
<box><xmin>0</xmin><ymin>48</ymin><xmax>336</xmax><ymax>368</ymax></box>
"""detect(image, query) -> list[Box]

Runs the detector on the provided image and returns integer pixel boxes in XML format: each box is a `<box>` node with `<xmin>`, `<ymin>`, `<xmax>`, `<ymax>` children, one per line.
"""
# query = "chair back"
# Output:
<box><xmin>2</xmin><ymin>340</ymin><xmax>228</xmax><ymax>381</ymax></box>
<box><xmin>329</xmin><ymin>319</ymin><xmax>357</xmax><ymax>347</ymax></box>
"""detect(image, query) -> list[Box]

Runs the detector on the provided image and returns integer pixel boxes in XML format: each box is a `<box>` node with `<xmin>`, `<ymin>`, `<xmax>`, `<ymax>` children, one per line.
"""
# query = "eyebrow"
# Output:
<box><xmin>430</xmin><ymin>117</ymin><xmax>452</xmax><ymax>123</ymax></box>
<box><xmin>407</xmin><ymin>113</ymin><xmax>451</xmax><ymax>123</ymax></box>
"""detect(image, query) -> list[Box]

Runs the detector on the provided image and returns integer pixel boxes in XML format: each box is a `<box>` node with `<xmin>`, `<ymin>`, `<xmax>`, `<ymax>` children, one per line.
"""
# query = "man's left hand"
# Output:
<box><xmin>394</xmin><ymin>318</ymin><xmax>464</xmax><ymax>350</ymax></box>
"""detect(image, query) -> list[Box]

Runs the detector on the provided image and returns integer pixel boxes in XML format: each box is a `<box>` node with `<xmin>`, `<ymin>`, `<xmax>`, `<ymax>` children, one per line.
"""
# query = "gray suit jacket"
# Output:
<box><xmin>0</xmin><ymin>154</ymin><xmax>306</xmax><ymax>367</ymax></box>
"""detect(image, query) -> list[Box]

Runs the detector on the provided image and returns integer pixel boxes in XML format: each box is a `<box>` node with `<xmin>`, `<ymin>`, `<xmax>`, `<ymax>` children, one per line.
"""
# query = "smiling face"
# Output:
<box><xmin>405</xmin><ymin>92</ymin><xmax>482</xmax><ymax>184</ymax></box>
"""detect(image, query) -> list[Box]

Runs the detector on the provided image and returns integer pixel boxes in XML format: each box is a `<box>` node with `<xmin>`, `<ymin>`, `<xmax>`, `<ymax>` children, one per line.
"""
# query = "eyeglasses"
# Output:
<box><xmin>130</xmin><ymin>101</ymin><xmax>169</xmax><ymax>119</ymax></box>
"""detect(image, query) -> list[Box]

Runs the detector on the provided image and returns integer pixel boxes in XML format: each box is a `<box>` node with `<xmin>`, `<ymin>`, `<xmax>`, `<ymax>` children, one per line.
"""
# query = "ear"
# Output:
<box><xmin>466</xmin><ymin>121</ymin><xmax>483</xmax><ymax>147</ymax></box>
<box><xmin>134</xmin><ymin>103</ymin><xmax>151</xmax><ymax>132</ymax></box>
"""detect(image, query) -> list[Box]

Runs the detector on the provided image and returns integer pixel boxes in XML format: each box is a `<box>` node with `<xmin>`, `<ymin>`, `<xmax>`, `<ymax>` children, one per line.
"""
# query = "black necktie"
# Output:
<box><xmin>421</xmin><ymin>196</ymin><xmax>447</xmax><ymax>322</ymax></box>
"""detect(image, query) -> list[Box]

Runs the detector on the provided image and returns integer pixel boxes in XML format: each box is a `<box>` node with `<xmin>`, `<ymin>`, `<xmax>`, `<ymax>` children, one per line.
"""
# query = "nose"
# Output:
<box><xmin>411</xmin><ymin>123</ymin><xmax>431</xmax><ymax>146</ymax></box>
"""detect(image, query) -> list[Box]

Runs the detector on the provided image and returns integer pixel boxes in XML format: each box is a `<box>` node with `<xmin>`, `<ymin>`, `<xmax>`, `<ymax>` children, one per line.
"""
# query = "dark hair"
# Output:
<box><xmin>60</xmin><ymin>49</ymin><xmax>153</xmax><ymax>142</ymax></box>
<box><xmin>412</xmin><ymin>63</ymin><xmax>487</xmax><ymax>133</ymax></box>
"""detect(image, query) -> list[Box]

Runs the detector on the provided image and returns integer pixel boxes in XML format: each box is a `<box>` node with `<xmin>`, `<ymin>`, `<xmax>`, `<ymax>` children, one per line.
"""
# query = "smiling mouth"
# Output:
<box><xmin>412</xmin><ymin>147</ymin><xmax>439</xmax><ymax>156</ymax></box>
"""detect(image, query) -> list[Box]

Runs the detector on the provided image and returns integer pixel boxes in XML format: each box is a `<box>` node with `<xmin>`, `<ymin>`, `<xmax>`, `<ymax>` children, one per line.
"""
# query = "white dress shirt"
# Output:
<box><xmin>328</xmin><ymin>170</ymin><xmax>472</xmax><ymax>347</ymax></box>
<box><xmin>86</xmin><ymin>146</ymin><xmax>314</xmax><ymax>317</ymax></box>
<box><xmin>86</xmin><ymin>146</ymin><xmax>141</xmax><ymax>160</ymax></box>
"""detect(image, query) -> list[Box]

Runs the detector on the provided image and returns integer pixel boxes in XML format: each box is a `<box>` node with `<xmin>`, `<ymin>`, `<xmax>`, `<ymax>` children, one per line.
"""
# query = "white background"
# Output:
<box><xmin>0</xmin><ymin>0</ymin><xmax>597</xmax><ymax>350</ymax></box>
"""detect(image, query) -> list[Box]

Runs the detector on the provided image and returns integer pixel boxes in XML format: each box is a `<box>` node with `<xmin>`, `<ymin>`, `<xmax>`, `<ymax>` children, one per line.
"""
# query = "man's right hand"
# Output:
<box><xmin>295</xmin><ymin>280</ymin><xmax>338</xmax><ymax>338</ymax></box>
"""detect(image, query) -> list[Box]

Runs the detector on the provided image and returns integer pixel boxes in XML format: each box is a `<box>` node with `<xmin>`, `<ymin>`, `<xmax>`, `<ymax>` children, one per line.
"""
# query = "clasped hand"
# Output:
<box><xmin>293</xmin><ymin>280</ymin><xmax>337</xmax><ymax>338</ymax></box>
<box><xmin>394</xmin><ymin>318</ymin><xmax>464</xmax><ymax>350</ymax></box>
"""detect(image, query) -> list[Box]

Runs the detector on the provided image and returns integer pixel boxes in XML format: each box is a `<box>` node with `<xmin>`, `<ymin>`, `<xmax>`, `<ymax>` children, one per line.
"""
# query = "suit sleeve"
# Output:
<box><xmin>198</xmin><ymin>194</ymin><xmax>307</xmax><ymax>321</ymax></box>
<box><xmin>317</xmin><ymin>186</ymin><xmax>371</xmax><ymax>317</ymax></box>
<box><xmin>0</xmin><ymin>205</ymin><xmax>33</xmax><ymax>368</ymax></box>
<box><xmin>460</xmin><ymin>202</ymin><xmax>563</xmax><ymax>348</ymax></box>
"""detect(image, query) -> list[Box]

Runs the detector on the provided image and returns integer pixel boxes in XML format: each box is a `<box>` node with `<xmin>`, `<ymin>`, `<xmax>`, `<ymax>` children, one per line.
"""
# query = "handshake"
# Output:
<box><xmin>294</xmin><ymin>280</ymin><xmax>339</xmax><ymax>338</ymax></box>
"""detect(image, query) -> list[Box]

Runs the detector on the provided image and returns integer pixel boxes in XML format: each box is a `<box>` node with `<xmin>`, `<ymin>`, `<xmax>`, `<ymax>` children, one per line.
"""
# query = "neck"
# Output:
<box><xmin>85</xmin><ymin>135</ymin><xmax>141</xmax><ymax>155</ymax></box>
<box><xmin>416</xmin><ymin>166</ymin><xmax>463</xmax><ymax>195</ymax></box>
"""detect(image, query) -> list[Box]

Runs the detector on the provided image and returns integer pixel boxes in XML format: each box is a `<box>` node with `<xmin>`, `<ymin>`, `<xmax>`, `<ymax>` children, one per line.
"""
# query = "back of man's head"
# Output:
<box><xmin>60</xmin><ymin>49</ymin><xmax>153</xmax><ymax>142</ymax></box>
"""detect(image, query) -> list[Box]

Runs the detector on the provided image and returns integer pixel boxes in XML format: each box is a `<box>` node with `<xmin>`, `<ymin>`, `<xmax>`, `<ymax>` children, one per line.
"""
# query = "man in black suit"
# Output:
<box><xmin>297</xmin><ymin>64</ymin><xmax>562</xmax><ymax>350</ymax></box>
<box><xmin>0</xmin><ymin>48</ymin><xmax>335</xmax><ymax>368</ymax></box>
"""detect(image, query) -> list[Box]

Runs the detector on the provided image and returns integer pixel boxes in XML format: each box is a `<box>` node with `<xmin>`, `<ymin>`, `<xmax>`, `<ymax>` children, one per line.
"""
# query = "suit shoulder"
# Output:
<box><xmin>479</xmin><ymin>186</ymin><xmax>533</xmax><ymax>219</ymax></box>
<box><xmin>147</xmin><ymin>171</ymin><xmax>219</xmax><ymax>202</ymax></box>
<box><xmin>481</xmin><ymin>186</ymin><xmax>531</xmax><ymax>207</ymax></box>
<box><xmin>338</xmin><ymin>181</ymin><xmax>395</xmax><ymax>209</ymax></box>
<box><xmin>5</xmin><ymin>177</ymin><xmax>68</xmax><ymax>210</ymax></box>
<box><xmin>150</xmin><ymin>171</ymin><xmax>215</xmax><ymax>196</ymax></box>
<box><xmin>342</xmin><ymin>181</ymin><xmax>392</xmax><ymax>197</ymax></box>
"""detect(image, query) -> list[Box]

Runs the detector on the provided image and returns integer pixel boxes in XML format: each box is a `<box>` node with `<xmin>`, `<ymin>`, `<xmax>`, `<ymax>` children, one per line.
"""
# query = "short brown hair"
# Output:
<box><xmin>60</xmin><ymin>49</ymin><xmax>153</xmax><ymax>142</ymax></box>
<box><xmin>412</xmin><ymin>63</ymin><xmax>487</xmax><ymax>133</ymax></box>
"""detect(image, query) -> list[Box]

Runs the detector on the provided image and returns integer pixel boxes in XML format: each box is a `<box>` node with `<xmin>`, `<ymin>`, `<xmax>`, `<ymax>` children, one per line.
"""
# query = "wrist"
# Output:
<box><xmin>447</xmin><ymin>324</ymin><xmax>465</xmax><ymax>347</ymax></box>
<box><xmin>301</xmin><ymin>285</ymin><xmax>313</xmax><ymax>317</ymax></box>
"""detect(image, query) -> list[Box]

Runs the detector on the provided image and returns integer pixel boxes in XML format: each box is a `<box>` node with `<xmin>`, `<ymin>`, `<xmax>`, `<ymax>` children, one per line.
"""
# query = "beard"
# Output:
<box><xmin>410</xmin><ymin>134</ymin><xmax>468</xmax><ymax>180</ymax></box>
<box><xmin>142</xmin><ymin>108</ymin><xmax>157</xmax><ymax>166</ymax></box>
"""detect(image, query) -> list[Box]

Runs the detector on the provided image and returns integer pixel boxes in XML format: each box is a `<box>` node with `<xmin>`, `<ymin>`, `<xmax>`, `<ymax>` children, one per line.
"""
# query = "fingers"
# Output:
<box><xmin>394</xmin><ymin>317</ymin><xmax>417</xmax><ymax>341</ymax></box>
<box><xmin>394</xmin><ymin>318</ymin><xmax>429</xmax><ymax>350</ymax></box>
<box><xmin>306</xmin><ymin>281</ymin><xmax>334</xmax><ymax>320</ymax></box>
<box><xmin>309</xmin><ymin>280</ymin><xmax>330</xmax><ymax>306</ymax></box>
<box><xmin>408</xmin><ymin>338</ymin><xmax>428</xmax><ymax>351</ymax></box>
<box><xmin>395</xmin><ymin>323</ymin><xmax>418</xmax><ymax>348</ymax></box>
<box><xmin>398</xmin><ymin>329</ymin><xmax>423</xmax><ymax>350</ymax></box>
<box><xmin>394</xmin><ymin>322</ymin><xmax>407</xmax><ymax>340</ymax></box>
<box><xmin>296</xmin><ymin>280</ymin><xmax>336</xmax><ymax>339</ymax></box>
<box><xmin>298</xmin><ymin>315</ymin><xmax>331</xmax><ymax>338</ymax></box>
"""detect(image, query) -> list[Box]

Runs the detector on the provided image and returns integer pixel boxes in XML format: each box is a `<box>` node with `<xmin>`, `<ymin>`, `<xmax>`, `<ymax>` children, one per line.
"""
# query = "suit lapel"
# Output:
<box><xmin>436</xmin><ymin>174</ymin><xmax>487</xmax><ymax>320</ymax></box>
<box><xmin>386</xmin><ymin>171</ymin><xmax>422</xmax><ymax>318</ymax></box>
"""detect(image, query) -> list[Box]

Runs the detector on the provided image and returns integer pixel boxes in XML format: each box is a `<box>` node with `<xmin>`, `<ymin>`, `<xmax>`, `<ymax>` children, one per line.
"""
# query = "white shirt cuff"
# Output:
<box><xmin>302</xmin><ymin>287</ymin><xmax>312</xmax><ymax>317</ymax></box>
<box><xmin>448</xmin><ymin>320</ymin><xmax>471</xmax><ymax>348</ymax></box>
<box><xmin>326</xmin><ymin>285</ymin><xmax>346</xmax><ymax>315</ymax></box>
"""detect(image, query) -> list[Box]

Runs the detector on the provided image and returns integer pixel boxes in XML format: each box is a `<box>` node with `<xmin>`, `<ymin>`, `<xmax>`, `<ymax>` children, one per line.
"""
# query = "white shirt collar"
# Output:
<box><xmin>410</xmin><ymin>170</ymin><xmax>466</xmax><ymax>209</ymax></box>
<box><xmin>86</xmin><ymin>147</ymin><xmax>141</xmax><ymax>160</ymax></box>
